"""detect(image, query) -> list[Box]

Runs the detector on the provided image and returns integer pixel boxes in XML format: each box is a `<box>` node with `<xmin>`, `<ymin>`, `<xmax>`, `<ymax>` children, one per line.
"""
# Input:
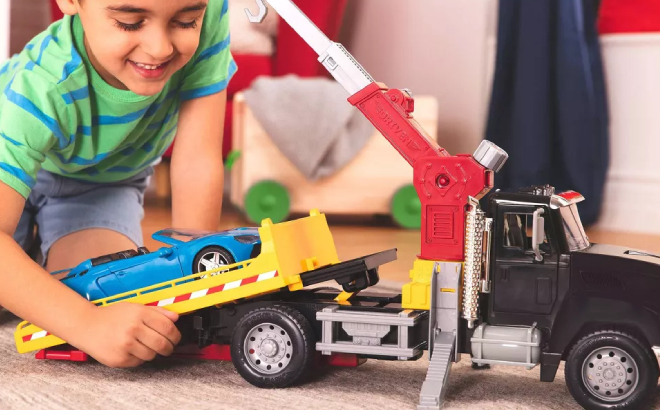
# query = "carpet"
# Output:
<box><xmin>1</xmin><ymin>306</ymin><xmax>659</xmax><ymax>409</ymax></box>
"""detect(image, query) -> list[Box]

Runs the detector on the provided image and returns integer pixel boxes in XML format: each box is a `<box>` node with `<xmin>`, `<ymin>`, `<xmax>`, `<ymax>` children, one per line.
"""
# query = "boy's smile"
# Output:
<box><xmin>58</xmin><ymin>0</ymin><xmax>210</xmax><ymax>96</ymax></box>
<box><xmin>129</xmin><ymin>60</ymin><xmax>171</xmax><ymax>80</ymax></box>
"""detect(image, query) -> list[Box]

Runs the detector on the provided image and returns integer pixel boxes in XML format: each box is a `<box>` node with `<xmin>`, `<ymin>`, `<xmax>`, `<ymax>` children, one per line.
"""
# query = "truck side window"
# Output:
<box><xmin>503</xmin><ymin>213</ymin><xmax>551</xmax><ymax>254</ymax></box>
<box><xmin>503</xmin><ymin>214</ymin><xmax>526</xmax><ymax>248</ymax></box>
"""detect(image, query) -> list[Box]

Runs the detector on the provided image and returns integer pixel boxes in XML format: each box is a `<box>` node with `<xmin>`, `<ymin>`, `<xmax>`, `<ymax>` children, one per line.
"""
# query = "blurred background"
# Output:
<box><xmin>2</xmin><ymin>0</ymin><xmax>659</xmax><ymax>283</ymax></box>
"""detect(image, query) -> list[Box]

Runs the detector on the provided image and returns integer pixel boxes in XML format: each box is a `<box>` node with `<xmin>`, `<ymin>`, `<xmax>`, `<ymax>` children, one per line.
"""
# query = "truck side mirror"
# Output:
<box><xmin>532</xmin><ymin>208</ymin><xmax>545</xmax><ymax>262</ymax></box>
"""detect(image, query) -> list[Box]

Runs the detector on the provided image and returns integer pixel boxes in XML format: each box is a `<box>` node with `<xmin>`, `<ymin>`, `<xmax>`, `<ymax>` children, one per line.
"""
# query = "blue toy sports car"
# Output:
<box><xmin>58</xmin><ymin>228</ymin><xmax>261</xmax><ymax>302</ymax></box>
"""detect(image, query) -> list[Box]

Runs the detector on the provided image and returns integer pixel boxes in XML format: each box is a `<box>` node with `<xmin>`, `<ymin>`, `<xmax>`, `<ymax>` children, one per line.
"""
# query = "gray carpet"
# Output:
<box><xmin>1</xmin><ymin>308</ymin><xmax>659</xmax><ymax>410</ymax></box>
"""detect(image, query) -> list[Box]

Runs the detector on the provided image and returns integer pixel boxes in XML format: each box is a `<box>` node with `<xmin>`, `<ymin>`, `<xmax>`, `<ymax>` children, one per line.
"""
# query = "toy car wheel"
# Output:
<box><xmin>193</xmin><ymin>246</ymin><xmax>236</xmax><ymax>278</ymax></box>
<box><xmin>391</xmin><ymin>184</ymin><xmax>421</xmax><ymax>229</ymax></box>
<box><xmin>244</xmin><ymin>181</ymin><xmax>290</xmax><ymax>224</ymax></box>
<box><xmin>231</xmin><ymin>305</ymin><xmax>314</xmax><ymax>388</ymax></box>
<box><xmin>565</xmin><ymin>329</ymin><xmax>659</xmax><ymax>410</ymax></box>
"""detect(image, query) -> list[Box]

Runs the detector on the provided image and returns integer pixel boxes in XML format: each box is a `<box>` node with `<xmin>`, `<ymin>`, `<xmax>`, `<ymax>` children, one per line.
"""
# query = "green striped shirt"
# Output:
<box><xmin>0</xmin><ymin>0</ymin><xmax>236</xmax><ymax>198</ymax></box>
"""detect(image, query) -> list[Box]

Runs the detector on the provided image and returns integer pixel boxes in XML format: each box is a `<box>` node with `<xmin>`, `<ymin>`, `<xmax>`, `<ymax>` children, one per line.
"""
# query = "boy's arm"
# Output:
<box><xmin>170</xmin><ymin>90</ymin><xmax>227</xmax><ymax>231</ymax></box>
<box><xmin>0</xmin><ymin>67</ymin><xmax>181</xmax><ymax>367</ymax></box>
<box><xmin>0</xmin><ymin>182</ymin><xmax>182</xmax><ymax>367</ymax></box>
<box><xmin>170</xmin><ymin>0</ymin><xmax>234</xmax><ymax>231</ymax></box>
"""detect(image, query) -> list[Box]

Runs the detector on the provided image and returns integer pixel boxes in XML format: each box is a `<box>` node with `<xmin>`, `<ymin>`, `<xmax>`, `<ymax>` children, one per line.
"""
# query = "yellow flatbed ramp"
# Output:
<box><xmin>15</xmin><ymin>210</ymin><xmax>340</xmax><ymax>354</ymax></box>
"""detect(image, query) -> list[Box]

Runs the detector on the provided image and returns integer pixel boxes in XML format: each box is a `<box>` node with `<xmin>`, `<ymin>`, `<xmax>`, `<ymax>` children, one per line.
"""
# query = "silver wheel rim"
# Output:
<box><xmin>582</xmin><ymin>346</ymin><xmax>639</xmax><ymax>402</ymax></box>
<box><xmin>244</xmin><ymin>322</ymin><xmax>293</xmax><ymax>375</ymax></box>
<box><xmin>197</xmin><ymin>250</ymin><xmax>230</xmax><ymax>277</ymax></box>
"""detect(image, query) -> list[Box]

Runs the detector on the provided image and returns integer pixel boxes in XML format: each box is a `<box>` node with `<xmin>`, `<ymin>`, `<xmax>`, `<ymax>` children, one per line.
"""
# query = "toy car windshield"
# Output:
<box><xmin>156</xmin><ymin>229</ymin><xmax>216</xmax><ymax>243</ymax></box>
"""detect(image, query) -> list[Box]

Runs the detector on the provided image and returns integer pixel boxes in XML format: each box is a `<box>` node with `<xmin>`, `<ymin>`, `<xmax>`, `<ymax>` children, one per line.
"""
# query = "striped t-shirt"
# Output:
<box><xmin>0</xmin><ymin>0</ymin><xmax>236</xmax><ymax>198</ymax></box>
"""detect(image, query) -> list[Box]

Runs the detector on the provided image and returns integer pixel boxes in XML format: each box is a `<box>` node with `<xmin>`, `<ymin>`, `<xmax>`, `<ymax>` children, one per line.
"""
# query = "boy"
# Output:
<box><xmin>0</xmin><ymin>0</ymin><xmax>234</xmax><ymax>367</ymax></box>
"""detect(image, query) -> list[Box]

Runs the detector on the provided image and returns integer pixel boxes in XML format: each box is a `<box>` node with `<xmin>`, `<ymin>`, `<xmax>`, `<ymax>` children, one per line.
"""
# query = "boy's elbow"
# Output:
<box><xmin>0</xmin><ymin>181</ymin><xmax>28</xmax><ymax>236</ymax></box>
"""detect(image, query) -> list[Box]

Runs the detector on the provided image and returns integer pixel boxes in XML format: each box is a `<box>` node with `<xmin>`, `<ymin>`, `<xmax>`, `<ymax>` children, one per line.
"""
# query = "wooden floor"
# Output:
<box><xmin>142</xmin><ymin>204</ymin><xmax>660</xmax><ymax>284</ymax></box>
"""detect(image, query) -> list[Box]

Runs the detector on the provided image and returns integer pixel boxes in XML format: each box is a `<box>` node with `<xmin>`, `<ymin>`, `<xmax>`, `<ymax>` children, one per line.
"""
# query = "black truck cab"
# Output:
<box><xmin>485</xmin><ymin>186</ymin><xmax>583</xmax><ymax>333</ymax></box>
<box><xmin>479</xmin><ymin>185</ymin><xmax>660</xmax><ymax>408</ymax></box>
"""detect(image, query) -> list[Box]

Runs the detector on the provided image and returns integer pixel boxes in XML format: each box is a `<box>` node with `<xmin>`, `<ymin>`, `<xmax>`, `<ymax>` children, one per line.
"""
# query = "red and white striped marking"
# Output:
<box><xmin>145</xmin><ymin>270</ymin><xmax>278</xmax><ymax>307</ymax></box>
<box><xmin>20</xmin><ymin>271</ymin><xmax>279</xmax><ymax>343</ymax></box>
<box><xmin>22</xmin><ymin>330</ymin><xmax>50</xmax><ymax>343</ymax></box>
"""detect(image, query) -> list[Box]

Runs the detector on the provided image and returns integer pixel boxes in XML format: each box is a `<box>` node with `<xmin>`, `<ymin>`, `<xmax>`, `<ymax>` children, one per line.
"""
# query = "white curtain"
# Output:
<box><xmin>0</xmin><ymin>0</ymin><xmax>9</xmax><ymax>60</ymax></box>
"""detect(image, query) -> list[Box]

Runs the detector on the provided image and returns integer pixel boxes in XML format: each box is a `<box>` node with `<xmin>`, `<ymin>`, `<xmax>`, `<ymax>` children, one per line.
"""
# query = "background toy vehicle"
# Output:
<box><xmin>59</xmin><ymin>228</ymin><xmax>261</xmax><ymax>301</ymax></box>
<box><xmin>229</xmin><ymin>92</ymin><xmax>439</xmax><ymax>229</ymax></box>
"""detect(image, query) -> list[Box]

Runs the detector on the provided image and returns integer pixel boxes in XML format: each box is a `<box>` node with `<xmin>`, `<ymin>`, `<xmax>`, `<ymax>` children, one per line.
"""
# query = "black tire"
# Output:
<box><xmin>192</xmin><ymin>246</ymin><xmax>235</xmax><ymax>275</ymax></box>
<box><xmin>564</xmin><ymin>329</ymin><xmax>659</xmax><ymax>410</ymax></box>
<box><xmin>231</xmin><ymin>305</ymin><xmax>315</xmax><ymax>388</ymax></box>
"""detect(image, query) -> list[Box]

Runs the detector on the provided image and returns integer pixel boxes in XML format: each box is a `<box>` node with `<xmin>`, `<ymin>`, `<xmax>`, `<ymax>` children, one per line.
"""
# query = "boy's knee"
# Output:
<box><xmin>45</xmin><ymin>228</ymin><xmax>137</xmax><ymax>273</ymax></box>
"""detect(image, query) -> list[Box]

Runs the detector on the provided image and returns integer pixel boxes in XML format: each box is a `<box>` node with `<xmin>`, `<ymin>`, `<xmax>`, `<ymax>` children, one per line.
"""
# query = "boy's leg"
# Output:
<box><xmin>35</xmin><ymin>168</ymin><xmax>153</xmax><ymax>273</ymax></box>
<box><xmin>46</xmin><ymin>229</ymin><xmax>137</xmax><ymax>274</ymax></box>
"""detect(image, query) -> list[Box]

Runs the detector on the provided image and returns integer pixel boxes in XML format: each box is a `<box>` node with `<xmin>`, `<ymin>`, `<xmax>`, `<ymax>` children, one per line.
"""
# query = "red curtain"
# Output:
<box><xmin>599</xmin><ymin>0</ymin><xmax>660</xmax><ymax>34</ymax></box>
<box><xmin>50</xmin><ymin>0</ymin><xmax>64</xmax><ymax>21</ymax></box>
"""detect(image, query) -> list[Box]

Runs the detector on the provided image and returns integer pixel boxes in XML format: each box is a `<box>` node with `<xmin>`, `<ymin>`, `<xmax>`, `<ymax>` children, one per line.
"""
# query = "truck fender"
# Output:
<box><xmin>549</xmin><ymin>295</ymin><xmax>660</xmax><ymax>357</ymax></box>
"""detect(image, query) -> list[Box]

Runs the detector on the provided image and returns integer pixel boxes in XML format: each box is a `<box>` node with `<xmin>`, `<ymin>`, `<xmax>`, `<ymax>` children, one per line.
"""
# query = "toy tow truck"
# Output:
<box><xmin>15</xmin><ymin>1</ymin><xmax>660</xmax><ymax>409</ymax></box>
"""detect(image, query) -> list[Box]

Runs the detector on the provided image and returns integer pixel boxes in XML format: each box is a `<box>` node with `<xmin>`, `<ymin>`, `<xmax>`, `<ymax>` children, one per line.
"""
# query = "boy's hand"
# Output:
<box><xmin>77</xmin><ymin>303</ymin><xmax>182</xmax><ymax>368</ymax></box>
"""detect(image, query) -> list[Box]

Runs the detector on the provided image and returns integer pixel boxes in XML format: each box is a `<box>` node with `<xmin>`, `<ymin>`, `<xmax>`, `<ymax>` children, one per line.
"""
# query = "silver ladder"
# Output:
<box><xmin>418</xmin><ymin>331</ymin><xmax>456</xmax><ymax>409</ymax></box>
<box><xmin>417</xmin><ymin>262</ymin><xmax>462</xmax><ymax>410</ymax></box>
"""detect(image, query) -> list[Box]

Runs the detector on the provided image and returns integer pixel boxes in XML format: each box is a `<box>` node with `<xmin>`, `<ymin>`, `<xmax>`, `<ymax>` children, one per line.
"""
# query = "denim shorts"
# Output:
<box><xmin>13</xmin><ymin>167</ymin><xmax>153</xmax><ymax>264</ymax></box>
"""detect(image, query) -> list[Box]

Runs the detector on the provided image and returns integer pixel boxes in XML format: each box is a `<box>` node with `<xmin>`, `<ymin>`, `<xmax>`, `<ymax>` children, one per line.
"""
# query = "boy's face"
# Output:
<box><xmin>69</xmin><ymin>0</ymin><xmax>209</xmax><ymax>96</ymax></box>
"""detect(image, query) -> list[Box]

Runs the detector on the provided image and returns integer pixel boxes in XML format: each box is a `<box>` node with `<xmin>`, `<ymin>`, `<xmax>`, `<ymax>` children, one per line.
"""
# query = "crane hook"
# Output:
<box><xmin>245</xmin><ymin>0</ymin><xmax>268</xmax><ymax>23</ymax></box>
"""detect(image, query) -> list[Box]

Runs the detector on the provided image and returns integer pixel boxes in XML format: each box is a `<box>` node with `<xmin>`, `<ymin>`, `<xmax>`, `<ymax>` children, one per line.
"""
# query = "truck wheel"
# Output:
<box><xmin>565</xmin><ymin>329</ymin><xmax>659</xmax><ymax>410</ymax></box>
<box><xmin>391</xmin><ymin>184</ymin><xmax>421</xmax><ymax>229</ymax></box>
<box><xmin>244</xmin><ymin>181</ymin><xmax>290</xmax><ymax>224</ymax></box>
<box><xmin>193</xmin><ymin>246</ymin><xmax>235</xmax><ymax>278</ymax></box>
<box><xmin>231</xmin><ymin>305</ymin><xmax>315</xmax><ymax>388</ymax></box>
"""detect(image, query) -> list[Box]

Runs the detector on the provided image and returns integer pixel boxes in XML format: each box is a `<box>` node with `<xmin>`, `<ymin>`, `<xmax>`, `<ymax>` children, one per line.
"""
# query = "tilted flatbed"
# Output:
<box><xmin>15</xmin><ymin>210</ymin><xmax>396</xmax><ymax>355</ymax></box>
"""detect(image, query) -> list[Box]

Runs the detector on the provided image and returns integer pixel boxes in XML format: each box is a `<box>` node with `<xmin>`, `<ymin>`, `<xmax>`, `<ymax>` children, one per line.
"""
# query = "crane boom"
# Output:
<box><xmin>245</xmin><ymin>0</ymin><xmax>508</xmax><ymax>261</ymax></box>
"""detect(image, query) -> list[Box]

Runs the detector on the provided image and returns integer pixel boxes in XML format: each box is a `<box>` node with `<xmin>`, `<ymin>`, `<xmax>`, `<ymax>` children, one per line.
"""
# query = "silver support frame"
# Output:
<box><xmin>428</xmin><ymin>262</ymin><xmax>462</xmax><ymax>361</ymax></box>
<box><xmin>482</xmin><ymin>218</ymin><xmax>493</xmax><ymax>293</ymax></box>
<box><xmin>316</xmin><ymin>306</ymin><xmax>426</xmax><ymax>360</ymax></box>
<box><xmin>428</xmin><ymin>264</ymin><xmax>439</xmax><ymax>359</ymax></box>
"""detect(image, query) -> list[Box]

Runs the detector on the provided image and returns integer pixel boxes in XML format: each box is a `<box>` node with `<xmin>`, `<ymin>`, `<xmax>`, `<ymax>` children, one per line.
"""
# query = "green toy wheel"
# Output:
<box><xmin>244</xmin><ymin>181</ymin><xmax>291</xmax><ymax>224</ymax></box>
<box><xmin>391</xmin><ymin>184</ymin><xmax>421</xmax><ymax>229</ymax></box>
<box><xmin>224</xmin><ymin>150</ymin><xmax>241</xmax><ymax>171</ymax></box>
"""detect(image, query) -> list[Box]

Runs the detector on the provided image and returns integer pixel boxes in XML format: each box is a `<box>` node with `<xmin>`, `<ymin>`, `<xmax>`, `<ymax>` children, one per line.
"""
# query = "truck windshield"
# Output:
<box><xmin>559</xmin><ymin>204</ymin><xmax>590</xmax><ymax>251</ymax></box>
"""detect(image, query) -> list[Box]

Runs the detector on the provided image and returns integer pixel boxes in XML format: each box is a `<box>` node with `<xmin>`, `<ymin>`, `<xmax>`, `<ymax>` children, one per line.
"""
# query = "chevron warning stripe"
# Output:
<box><xmin>20</xmin><ymin>271</ymin><xmax>279</xmax><ymax>343</ymax></box>
<box><xmin>145</xmin><ymin>270</ymin><xmax>279</xmax><ymax>307</ymax></box>
<box><xmin>22</xmin><ymin>330</ymin><xmax>50</xmax><ymax>343</ymax></box>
